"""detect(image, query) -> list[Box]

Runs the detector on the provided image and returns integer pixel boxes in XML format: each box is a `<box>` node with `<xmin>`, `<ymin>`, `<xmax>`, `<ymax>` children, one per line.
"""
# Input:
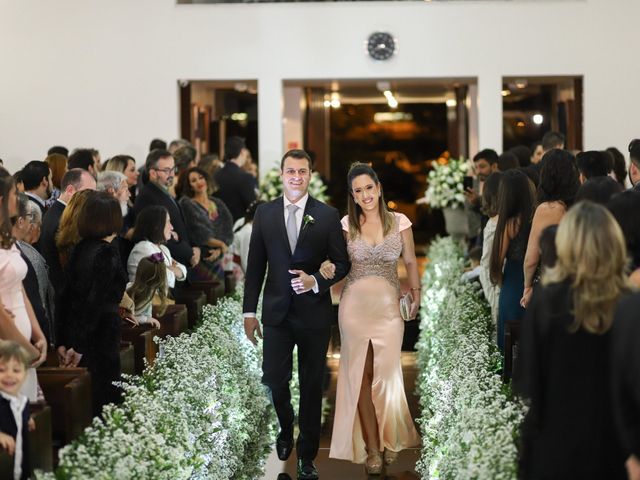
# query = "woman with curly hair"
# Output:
<box><xmin>521</xmin><ymin>149</ymin><xmax>579</xmax><ymax>308</ymax></box>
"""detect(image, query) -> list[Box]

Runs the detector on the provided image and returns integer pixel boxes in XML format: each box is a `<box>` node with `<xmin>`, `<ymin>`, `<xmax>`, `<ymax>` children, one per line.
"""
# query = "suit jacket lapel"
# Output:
<box><xmin>276</xmin><ymin>197</ymin><xmax>292</xmax><ymax>255</ymax></box>
<box><xmin>295</xmin><ymin>196</ymin><xmax>315</xmax><ymax>251</ymax></box>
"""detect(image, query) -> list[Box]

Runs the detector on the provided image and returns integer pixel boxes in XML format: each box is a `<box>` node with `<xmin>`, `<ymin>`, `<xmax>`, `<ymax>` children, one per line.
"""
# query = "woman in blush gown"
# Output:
<box><xmin>324</xmin><ymin>163</ymin><xmax>421</xmax><ymax>475</ymax></box>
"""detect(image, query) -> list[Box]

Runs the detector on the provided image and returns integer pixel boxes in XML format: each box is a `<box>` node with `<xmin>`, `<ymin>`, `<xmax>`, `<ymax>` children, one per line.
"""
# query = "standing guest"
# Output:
<box><xmin>57</xmin><ymin>192</ymin><xmax>127</xmax><ymax>416</ymax></box>
<box><xmin>12</xmin><ymin>171</ymin><xmax>24</xmax><ymax>194</ymax></box>
<box><xmin>521</xmin><ymin>149</ymin><xmax>579</xmax><ymax>308</ymax></box>
<box><xmin>173</xmin><ymin>146</ymin><xmax>198</xmax><ymax>180</ymax></box>
<box><xmin>103</xmin><ymin>154</ymin><xmax>139</xmax><ymax>203</ymax></box>
<box><xmin>44</xmin><ymin>153</ymin><xmax>67</xmax><ymax>207</ymax></box>
<box><xmin>22</xmin><ymin>201</ymin><xmax>42</xmax><ymax>246</ymax></box>
<box><xmin>497</xmin><ymin>151</ymin><xmax>520</xmax><ymax>171</ymax></box>
<box><xmin>606</xmin><ymin>147</ymin><xmax>627</xmax><ymax>188</ymax></box>
<box><xmin>541</xmin><ymin>131</ymin><xmax>565</xmax><ymax>153</ymax></box>
<box><xmin>149</xmin><ymin>138</ymin><xmax>167</xmax><ymax>152</ymax></box>
<box><xmin>97</xmin><ymin>171</ymin><xmax>133</xmax><ymax>236</ymax></box>
<box><xmin>199</xmin><ymin>153</ymin><xmax>223</xmax><ymax>181</ymax></box>
<box><xmin>0</xmin><ymin>340</ymin><xmax>36</xmax><ymax>480</ymax></box>
<box><xmin>575</xmin><ymin>176</ymin><xmax>623</xmax><ymax>204</ymax></box>
<box><xmin>178</xmin><ymin>167</ymin><xmax>233</xmax><ymax>282</ymax></box>
<box><xmin>231</xmin><ymin>200</ymin><xmax>264</xmax><ymax>275</ymax></box>
<box><xmin>576</xmin><ymin>150</ymin><xmax>612</xmax><ymax>183</ymax></box>
<box><xmin>0</xmin><ymin>169</ymin><xmax>47</xmax><ymax>401</ymax></box>
<box><xmin>479</xmin><ymin>172</ymin><xmax>503</xmax><ymax>328</ymax></box>
<box><xmin>530</xmin><ymin>141</ymin><xmax>544</xmax><ymax>164</ymax></box>
<box><xmin>510</xmin><ymin>145</ymin><xmax>532</xmax><ymax>168</ymax></box>
<box><xmin>13</xmin><ymin>194</ymin><xmax>52</xmax><ymax>342</ymax></box>
<box><xmin>127</xmin><ymin>205</ymin><xmax>186</xmax><ymax>289</ymax></box>
<box><xmin>242</xmin><ymin>150</ymin><xmax>350</xmax><ymax>480</ymax></box>
<box><xmin>628</xmin><ymin>139</ymin><xmax>640</xmax><ymax>191</ymax></box>
<box><xmin>47</xmin><ymin>146</ymin><xmax>68</xmax><ymax>158</ymax></box>
<box><xmin>214</xmin><ymin>136</ymin><xmax>257</xmax><ymax>222</ymax></box>
<box><xmin>40</xmin><ymin>169</ymin><xmax>96</xmax><ymax>292</ymax></box>
<box><xmin>464</xmin><ymin>149</ymin><xmax>499</xmax><ymax>241</ymax></box>
<box><xmin>55</xmin><ymin>190</ymin><xmax>94</xmax><ymax>270</ymax></box>
<box><xmin>607</xmin><ymin>190</ymin><xmax>640</xmax><ymax>286</ymax></box>
<box><xmin>489</xmin><ymin>169</ymin><xmax>536</xmax><ymax>353</ymax></box>
<box><xmin>67</xmin><ymin>148</ymin><xmax>98</xmax><ymax>178</ymax></box>
<box><xmin>168</xmin><ymin>139</ymin><xmax>190</xmax><ymax>155</ymax></box>
<box><xmin>133</xmin><ymin>149</ymin><xmax>200</xmax><ymax>269</ymax></box>
<box><xmin>125</xmin><ymin>256</ymin><xmax>168</xmax><ymax>328</ymax></box>
<box><xmin>515</xmin><ymin>202</ymin><xmax>628</xmax><ymax>479</ymax></box>
<box><xmin>21</xmin><ymin>161</ymin><xmax>52</xmax><ymax>216</ymax></box>
<box><xmin>91</xmin><ymin>149</ymin><xmax>102</xmax><ymax>171</ymax></box>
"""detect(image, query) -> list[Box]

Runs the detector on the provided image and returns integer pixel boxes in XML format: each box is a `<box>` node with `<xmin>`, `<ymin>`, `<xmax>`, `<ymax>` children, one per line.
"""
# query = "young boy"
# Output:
<box><xmin>0</xmin><ymin>340</ymin><xmax>33</xmax><ymax>480</ymax></box>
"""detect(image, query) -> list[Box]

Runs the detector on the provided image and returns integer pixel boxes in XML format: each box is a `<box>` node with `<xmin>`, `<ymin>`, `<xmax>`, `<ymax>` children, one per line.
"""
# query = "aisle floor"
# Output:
<box><xmin>262</xmin><ymin>353</ymin><xmax>421</xmax><ymax>480</ymax></box>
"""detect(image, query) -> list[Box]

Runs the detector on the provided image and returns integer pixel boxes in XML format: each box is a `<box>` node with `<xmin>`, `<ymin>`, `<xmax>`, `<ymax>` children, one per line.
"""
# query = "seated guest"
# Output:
<box><xmin>521</xmin><ymin>149</ymin><xmax>579</xmax><ymax>308</ymax></box>
<box><xmin>515</xmin><ymin>201</ymin><xmax>629</xmax><ymax>479</ymax></box>
<box><xmin>576</xmin><ymin>176</ymin><xmax>623</xmax><ymax>204</ymax></box>
<box><xmin>478</xmin><ymin>172</ymin><xmax>503</xmax><ymax>327</ymax></box>
<box><xmin>231</xmin><ymin>199</ymin><xmax>264</xmax><ymax>275</ymax></box>
<box><xmin>127</xmin><ymin>205</ymin><xmax>186</xmax><ymax>289</ymax></box>
<box><xmin>178</xmin><ymin>167</ymin><xmax>233</xmax><ymax>282</ymax></box>
<box><xmin>103</xmin><ymin>154</ymin><xmax>139</xmax><ymax>203</ymax></box>
<box><xmin>21</xmin><ymin>160</ymin><xmax>52</xmax><ymax>216</ymax></box>
<box><xmin>125</xmin><ymin>255</ymin><xmax>169</xmax><ymax>328</ymax></box>
<box><xmin>39</xmin><ymin>168</ymin><xmax>96</xmax><ymax>293</ymax></box>
<box><xmin>44</xmin><ymin>153</ymin><xmax>67</xmax><ymax>207</ymax></box>
<box><xmin>576</xmin><ymin>150</ymin><xmax>613</xmax><ymax>184</ymax></box>
<box><xmin>133</xmin><ymin>149</ymin><xmax>200</xmax><ymax>269</ymax></box>
<box><xmin>13</xmin><ymin>194</ymin><xmax>53</xmax><ymax>342</ymax></box>
<box><xmin>213</xmin><ymin>136</ymin><xmax>257</xmax><ymax>222</ymax></box>
<box><xmin>607</xmin><ymin>190</ymin><xmax>640</xmax><ymax>286</ymax></box>
<box><xmin>0</xmin><ymin>340</ymin><xmax>35</xmax><ymax>480</ymax></box>
<box><xmin>67</xmin><ymin>148</ymin><xmax>98</xmax><ymax>178</ymax></box>
<box><xmin>55</xmin><ymin>189</ymin><xmax>94</xmax><ymax>269</ymax></box>
<box><xmin>57</xmin><ymin>191</ymin><xmax>127</xmax><ymax>416</ymax></box>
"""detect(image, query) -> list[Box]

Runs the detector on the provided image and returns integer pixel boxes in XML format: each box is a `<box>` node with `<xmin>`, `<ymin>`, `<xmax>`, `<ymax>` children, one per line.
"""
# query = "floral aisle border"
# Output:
<box><xmin>416</xmin><ymin>238</ymin><xmax>525</xmax><ymax>479</ymax></box>
<box><xmin>37</xmin><ymin>292</ymin><xmax>275</xmax><ymax>479</ymax></box>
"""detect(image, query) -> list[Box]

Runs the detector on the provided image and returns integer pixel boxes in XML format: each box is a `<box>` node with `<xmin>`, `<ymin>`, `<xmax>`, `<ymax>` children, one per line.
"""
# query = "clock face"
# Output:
<box><xmin>367</xmin><ymin>32</ymin><xmax>396</xmax><ymax>61</ymax></box>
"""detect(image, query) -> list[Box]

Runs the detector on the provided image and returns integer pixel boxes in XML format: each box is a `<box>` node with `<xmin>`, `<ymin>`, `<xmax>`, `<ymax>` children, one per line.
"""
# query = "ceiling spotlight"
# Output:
<box><xmin>331</xmin><ymin>99</ymin><xmax>341</xmax><ymax>108</ymax></box>
<box><xmin>323</xmin><ymin>100</ymin><xmax>331</xmax><ymax>108</ymax></box>
<box><xmin>514</xmin><ymin>79</ymin><xmax>528</xmax><ymax>89</ymax></box>
<box><xmin>516</xmin><ymin>120</ymin><xmax>525</xmax><ymax>127</ymax></box>
<box><xmin>532</xmin><ymin>114</ymin><xmax>544</xmax><ymax>125</ymax></box>
<box><xmin>501</xmin><ymin>89</ymin><xmax>511</xmax><ymax>97</ymax></box>
<box><xmin>445</xmin><ymin>99</ymin><xmax>457</xmax><ymax>107</ymax></box>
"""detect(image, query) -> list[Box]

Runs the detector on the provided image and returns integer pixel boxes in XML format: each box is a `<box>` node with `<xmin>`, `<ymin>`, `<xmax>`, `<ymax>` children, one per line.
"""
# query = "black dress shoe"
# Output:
<box><xmin>297</xmin><ymin>458</ymin><xmax>319</xmax><ymax>480</ymax></box>
<box><xmin>276</xmin><ymin>432</ymin><xmax>294</xmax><ymax>461</ymax></box>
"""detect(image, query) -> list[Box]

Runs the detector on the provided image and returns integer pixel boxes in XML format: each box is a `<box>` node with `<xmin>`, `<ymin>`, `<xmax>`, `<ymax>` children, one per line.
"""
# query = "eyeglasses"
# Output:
<box><xmin>152</xmin><ymin>166</ymin><xmax>177</xmax><ymax>175</ymax></box>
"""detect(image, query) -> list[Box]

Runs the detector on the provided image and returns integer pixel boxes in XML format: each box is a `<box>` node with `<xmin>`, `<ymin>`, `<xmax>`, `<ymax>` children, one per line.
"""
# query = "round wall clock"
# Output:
<box><xmin>367</xmin><ymin>32</ymin><xmax>396</xmax><ymax>61</ymax></box>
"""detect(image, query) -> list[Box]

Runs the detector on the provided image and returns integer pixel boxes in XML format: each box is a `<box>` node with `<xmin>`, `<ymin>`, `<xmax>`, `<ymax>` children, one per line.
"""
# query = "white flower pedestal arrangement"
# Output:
<box><xmin>425</xmin><ymin>157</ymin><xmax>470</xmax><ymax>240</ymax></box>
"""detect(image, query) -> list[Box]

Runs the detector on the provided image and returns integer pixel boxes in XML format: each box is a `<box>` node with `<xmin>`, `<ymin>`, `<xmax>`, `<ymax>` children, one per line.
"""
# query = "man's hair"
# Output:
<box><xmin>169</xmin><ymin>139</ymin><xmax>191</xmax><ymax>151</ymax></box>
<box><xmin>150</xmin><ymin>138</ymin><xmax>167</xmax><ymax>152</ymax></box>
<box><xmin>145</xmin><ymin>149</ymin><xmax>173</xmax><ymax>171</ymax></box>
<box><xmin>47</xmin><ymin>145</ymin><xmax>69</xmax><ymax>157</ymax></box>
<box><xmin>280</xmin><ymin>149</ymin><xmax>313</xmax><ymax>171</ymax></box>
<box><xmin>21</xmin><ymin>160</ymin><xmax>50</xmax><ymax>191</ymax></box>
<box><xmin>497</xmin><ymin>152</ymin><xmax>520</xmax><ymax>171</ymax></box>
<box><xmin>541</xmin><ymin>131</ymin><xmax>565</xmax><ymax>151</ymax></box>
<box><xmin>68</xmin><ymin>148</ymin><xmax>95</xmax><ymax>171</ymax></box>
<box><xmin>16</xmin><ymin>192</ymin><xmax>29</xmax><ymax>218</ymax></box>
<box><xmin>629</xmin><ymin>139</ymin><xmax>640</xmax><ymax>168</ymax></box>
<box><xmin>97</xmin><ymin>171</ymin><xmax>126</xmax><ymax>194</ymax></box>
<box><xmin>26</xmin><ymin>200</ymin><xmax>42</xmax><ymax>224</ymax></box>
<box><xmin>472</xmin><ymin>149</ymin><xmax>499</xmax><ymax>165</ymax></box>
<box><xmin>576</xmin><ymin>151</ymin><xmax>612</xmax><ymax>179</ymax></box>
<box><xmin>61</xmin><ymin>168</ymin><xmax>88</xmax><ymax>191</ymax></box>
<box><xmin>224</xmin><ymin>136</ymin><xmax>246</xmax><ymax>162</ymax></box>
<box><xmin>509</xmin><ymin>145</ymin><xmax>532</xmax><ymax>167</ymax></box>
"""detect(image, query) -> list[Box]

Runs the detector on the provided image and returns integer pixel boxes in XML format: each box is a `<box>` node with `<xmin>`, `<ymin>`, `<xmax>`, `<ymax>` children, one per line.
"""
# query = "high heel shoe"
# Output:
<box><xmin>383</xmin><ymin>449</ymin><xmax>399</xmax><ymax>466</ymax></box>
<box><xmin>365</xmin><ymin>450</ymin><xmax>383</xmax><ymax>475</ymax></box>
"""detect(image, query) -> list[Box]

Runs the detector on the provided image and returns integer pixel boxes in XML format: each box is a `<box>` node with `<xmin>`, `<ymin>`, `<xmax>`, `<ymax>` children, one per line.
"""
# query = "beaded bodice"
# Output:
<box><xmin>342</xmin><ymin>222</ymin><xmax>402</xmax><ymax>296</ymax></box>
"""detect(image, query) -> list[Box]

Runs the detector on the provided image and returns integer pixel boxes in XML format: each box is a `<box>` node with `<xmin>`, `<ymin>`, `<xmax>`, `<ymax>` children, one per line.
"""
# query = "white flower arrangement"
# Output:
<box><xmin>424</xmin><ymin>157</ymin><xmax>470</xmax><ymax>209</ymax></box>
<box><xmin>416</xmin><ymin>238</ymin><xmax>526</xmax><ymax>479</ymax></box>
<box><xmin>36</xmin><ymin>289</ymin><xmax>275</xmax><ymax>480</ymax></box>
<box><xmin>259</xmin><ymin>165</ymin><xmax>329</xmax><ymax>203</ymax></box>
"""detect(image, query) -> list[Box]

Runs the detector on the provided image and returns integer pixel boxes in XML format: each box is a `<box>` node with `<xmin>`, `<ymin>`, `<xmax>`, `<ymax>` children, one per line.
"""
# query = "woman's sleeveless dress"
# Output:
<box><xmin>329</xmin><ymin>213</ymin><xmax>420</xmax><ymax>463</ymax></box>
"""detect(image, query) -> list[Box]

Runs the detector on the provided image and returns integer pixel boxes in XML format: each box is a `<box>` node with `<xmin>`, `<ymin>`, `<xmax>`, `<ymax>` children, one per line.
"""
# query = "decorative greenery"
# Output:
<box><xmin>37</xmin><ymin>291</ymin><xmax>275</xmax><ymax>480</ymax></box>
<box><xmin>425</xmin><ymin>157</ymin><xmax>469</xmax><ymax>209</ymax></box>
<box><xmin>416</xmin><ymin>237</ymin><xmax>525</xmax><ymax>479</ymax></box>
<box><xmin>259</xmin><ymin>165</ymin><xmax>329</xmax><ymax>202</ymax></box>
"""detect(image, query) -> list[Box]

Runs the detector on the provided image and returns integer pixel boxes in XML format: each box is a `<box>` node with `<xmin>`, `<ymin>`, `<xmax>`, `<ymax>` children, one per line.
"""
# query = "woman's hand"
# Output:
<box><xmin>520</xmin><ymin>286</ymin><xmax>533</xmax><ymax>309</ymax></box>
<box><xmin>31</xmin><ymin>338</ymin><xmax>47</xmax><ymax>368</ymax></box>
<box><xmin>319</xmin><ymin>260</ymin><xmax>336</xmax><ymax>280</ymax></box>
<box><xmin>409</xmin><ymin>296</ymin><xmax>420</xmax><ymax>320</ymax></box>
<box><xmin>204</xmin><ymin>249</ymin><xmax>221</xmax><ymax>262</ymax></box>
<box><xmin>149</xmin><ymin>318</ymin><xmax>161</xmax><ymax>329</ymax></box>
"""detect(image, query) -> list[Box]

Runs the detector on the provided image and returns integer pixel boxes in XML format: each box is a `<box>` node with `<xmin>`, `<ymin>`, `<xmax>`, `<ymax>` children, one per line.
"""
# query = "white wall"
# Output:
<box><xmin>1</xmin><ymin>0</ymin><xmax>638</xmax><ymax>176</ymax></box>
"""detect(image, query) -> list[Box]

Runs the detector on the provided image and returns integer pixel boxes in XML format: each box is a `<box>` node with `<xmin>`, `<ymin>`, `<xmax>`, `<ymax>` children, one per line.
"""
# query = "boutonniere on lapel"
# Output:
<box><xmin>302</xmin><ymin>214</ymin><xmax>315</xmax><ymax>229</ymax></box>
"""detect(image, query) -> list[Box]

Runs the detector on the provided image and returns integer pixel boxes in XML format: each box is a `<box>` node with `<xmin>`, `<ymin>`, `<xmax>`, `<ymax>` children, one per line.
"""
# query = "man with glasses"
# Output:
<box><xmin>133</xmin><ymin>149</ymin><xmax>200</xmax><ymax>268</ymax></box>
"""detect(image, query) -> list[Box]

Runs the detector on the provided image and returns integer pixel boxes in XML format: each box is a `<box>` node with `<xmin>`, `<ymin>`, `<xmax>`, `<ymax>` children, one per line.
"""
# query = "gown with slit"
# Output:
<box><xmin>329</xmin><ymin>212</ymin><xmax>421</xmax><ymax>463</ymax></box>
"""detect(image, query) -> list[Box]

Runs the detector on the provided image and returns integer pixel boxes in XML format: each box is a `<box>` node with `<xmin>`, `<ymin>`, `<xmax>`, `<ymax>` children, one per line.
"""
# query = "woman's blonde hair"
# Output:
<box><xmin>55</xmin><ymin>189</ymin><xmax>93</xmax><ymax>264</ymax></box>
<box><xmin>543</xmin><ymin>201</ymin><xmax>630</xmax><ymax>334</ymax></box>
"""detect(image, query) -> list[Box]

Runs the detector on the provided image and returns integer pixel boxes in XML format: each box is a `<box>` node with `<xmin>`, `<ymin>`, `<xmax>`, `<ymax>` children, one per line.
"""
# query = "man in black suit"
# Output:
<box><xmin>213</xmin><ymin>136</ymin><xmax>257</xmax><ymax>221</ymax></box>
<box><xmin>243</xmin><ymin>150</ymin><xmax>350</xmax><ymax>480</ymax></box>
<box><xmin>132</xmin><ymin>149</ymin><xmax>200</xmax><ymax>268</ymax></box>
<box><xmin>22</xmin><ymin>160</ymin><xmax>52</xmax><ymax>216</ymax></box>
<box><xmin>40</xmin><ymin>169</ymin><xmax>96</xmax><ymax>290</ymax></box>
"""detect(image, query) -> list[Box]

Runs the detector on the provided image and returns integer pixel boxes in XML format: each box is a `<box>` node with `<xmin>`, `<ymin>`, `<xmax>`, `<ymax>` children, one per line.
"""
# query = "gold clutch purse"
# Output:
<box><xmin>399</xmin><ymin>291</ymin><xmax>413</xmax><ymax>321</ymax></box>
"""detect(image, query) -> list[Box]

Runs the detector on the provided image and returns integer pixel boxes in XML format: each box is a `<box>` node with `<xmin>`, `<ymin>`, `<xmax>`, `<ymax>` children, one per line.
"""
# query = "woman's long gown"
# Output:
<box><xmin>329</xmin><ymin>213</ymin><xmax>420</xmax><ymax>464</ymax></box>
<box><xmin>0</xmin><ymin>245</ymin><xmax>37</xmax><ymax>401</ymax></box>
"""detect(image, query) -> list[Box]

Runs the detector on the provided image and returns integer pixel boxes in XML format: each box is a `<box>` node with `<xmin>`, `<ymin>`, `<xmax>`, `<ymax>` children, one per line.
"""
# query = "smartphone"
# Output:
<box><xmin>463</xmin><ymin>176</ymin><xmax>474</xmax><ymax>191</ymax></box>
